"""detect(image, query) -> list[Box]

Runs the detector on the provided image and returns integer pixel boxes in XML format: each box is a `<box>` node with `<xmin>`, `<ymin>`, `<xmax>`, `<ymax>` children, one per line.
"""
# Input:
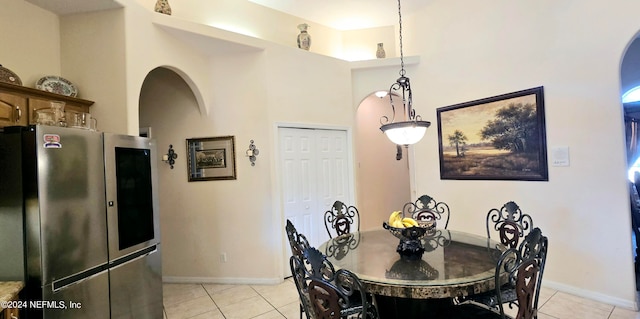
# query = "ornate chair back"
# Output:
<box><xmin>486</xmin><ymin>201</ymin><xmax>533</xmax><ymax>249</ymax></box>
<box><xmin>286</xmin><ymin>219</ymin><xmax>315</xmax><ymax>319</ymax></box>
<box><xmin>286</xmin><ymin>219</ymin><xmax>311</xmax><ymax>258</ymax></box>
<box><xmin>402</xmin><ymin>194</ymin><xmax>450</xmax><ymax>229</ymax></box>
<box><xmin>494</xmin><ymin>227</ymin><xmax>548</xmax><ymax>319</ymax></box>
<box><xmin>324</xmin><ymin>201</ymin><xmax>360</xmax><ymax>238</ymax></box>
<box><xmin>290</xmin><ymin>253</ymin><xmax>316</xmax><ymax>319</ymax></box>
<box><xmin>304</xmin><ymin>247</ymin><xmax>378</xmax><ymax>319</ymax></box>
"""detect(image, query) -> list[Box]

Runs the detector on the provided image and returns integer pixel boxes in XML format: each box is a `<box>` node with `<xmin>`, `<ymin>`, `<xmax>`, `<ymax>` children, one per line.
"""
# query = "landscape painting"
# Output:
<box><xmin>195</xmin><ymin>149</ymin><xmax>226</xmax><ymax>169</ymax></box>
<box><xmin>436</xmin><ymin>87</ymin><xmax>548</xmax><ymax>181</ymax></box>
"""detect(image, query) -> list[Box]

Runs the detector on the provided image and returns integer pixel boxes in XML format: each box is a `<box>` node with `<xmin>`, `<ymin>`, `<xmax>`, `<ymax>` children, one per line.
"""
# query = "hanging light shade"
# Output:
<box><xmin>381</xmin><ymin>120</ymin><xmax>429</xmax><ymax>145</ymax></box>
<box><xmin>380</xmin><ymin>0</ymin><xmax>430</xmax><ymax>146</ymax></box>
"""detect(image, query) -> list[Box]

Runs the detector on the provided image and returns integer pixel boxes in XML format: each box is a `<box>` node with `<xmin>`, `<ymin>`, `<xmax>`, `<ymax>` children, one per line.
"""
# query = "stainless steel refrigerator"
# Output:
<box><xmin>0</xmin><ymin>125</ymin><xmax>162</xmax><ymax>318</ymax></box>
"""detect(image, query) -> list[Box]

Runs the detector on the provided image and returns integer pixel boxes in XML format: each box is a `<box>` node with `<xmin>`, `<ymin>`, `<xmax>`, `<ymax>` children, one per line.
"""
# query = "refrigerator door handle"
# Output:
<box><xmin>109</xmin><ymin>245</ymin><xmax>158</xmax><ymax>269</ymax></box>
<box><xmin>52</xmin><ymin>264</ymin><xmax>109</xmax><ymax>292</ymax></box>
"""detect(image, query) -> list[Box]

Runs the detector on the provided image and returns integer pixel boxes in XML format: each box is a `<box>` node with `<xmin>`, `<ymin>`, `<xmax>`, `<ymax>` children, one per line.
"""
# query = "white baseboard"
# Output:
<box><xmin>162</xmin><ymin>276</ymin><xmax>283</xmax><ymax>286</ymax></box>
<box><xmin>544</xmin><ymin>280</ymin><xmax>638</xmax><ymax>311</ymax></box>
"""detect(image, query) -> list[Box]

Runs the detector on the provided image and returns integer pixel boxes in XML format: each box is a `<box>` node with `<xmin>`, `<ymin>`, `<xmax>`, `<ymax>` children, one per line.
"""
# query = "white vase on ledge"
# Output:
<box><xmin>155</xmin><ymin>0</ymin><xmax>172</xmax><ymax>15</ymax></box>
<box><xmin>297</xmin><ymin>23</ymin><xmax>311</xmax><ymax>51</ymax></box>
<box><xmin>376</xmin><ymin>43</ymin><xmax>386</xmax><ymax>59</ymax></box>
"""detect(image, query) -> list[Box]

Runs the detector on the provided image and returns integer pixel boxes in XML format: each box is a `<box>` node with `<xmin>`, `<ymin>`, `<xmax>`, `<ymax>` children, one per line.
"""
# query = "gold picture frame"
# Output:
<box><xmin>186</xmin><ymin>136</ymin><xmax>236</xmax><ymax>181</ymax></box>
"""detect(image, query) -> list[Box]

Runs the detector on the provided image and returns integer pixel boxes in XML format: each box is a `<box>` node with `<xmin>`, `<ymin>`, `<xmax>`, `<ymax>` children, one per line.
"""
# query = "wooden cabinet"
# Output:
<box><xmin>0</xmin><ymin>82</ymin><xmax>94</xmax><ymax>128</ymax></box>
<box><xmin>0</xmin><ymin>282</ymin><xmax>24</xmax><ymax>319</ymax></box>
<box><xmin>0</xmin><ymin>92</ymin><xmax>27</xmax><ymax>127</ymax></box>
<box><xmin>2</xmin><ymin>306</ymin><xmax>19</xmax><ymax>319</ymax></box>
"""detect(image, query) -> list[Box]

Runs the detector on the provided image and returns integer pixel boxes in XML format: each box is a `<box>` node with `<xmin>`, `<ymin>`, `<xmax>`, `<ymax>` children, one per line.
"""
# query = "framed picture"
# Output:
<box><xmin>436</xmin><ymin>86</ymin><xmax>548</xmax><ymax>181</ymax></box>
<box><xmin>186</xmin><ymin>136</ymin><xmax>236</xmax><ymax>181</ymax></box>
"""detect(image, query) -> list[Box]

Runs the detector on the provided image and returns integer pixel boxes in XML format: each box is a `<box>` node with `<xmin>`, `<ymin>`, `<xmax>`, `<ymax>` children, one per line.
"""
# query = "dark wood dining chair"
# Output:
<box><xmin>324</xmin><ymin>201</ymin><xmax>360</xmax><ymax>238</ymax></box>
<box><xmin>456</xmin><ymin>201</ymin><xmax>533</xmax><ymax>307</ymax></box>
<box><xmin>402</xmin><ymin>194</ymin><xmax>450</xmax><ymax>229</ymax></box>
<box><xmin>303</xmin><ymin>246</ymin><xmax>378</xmax><ymax>319</ymax></box>
<box><xmin>286</xmin><ymin>219</ymin><xmax>311</xmax><ymax>258</ymax></box>
<box><xmin>486</xmin><ymin>201</ymin><xmax>534</xmax><ymax>249</ymax></box>
<box><xmin>451</xmin><ymin>227</ymin><xmax>548</xmax><ymax>319</ymax></box>
<box><xmin>286</xmin><ymin>219</ymin><xmax>315</xmax><ymax>319</ymax></box>
<box><xmin>290</xmin><ymin>252</ymin><xmax>317</xmax><ymax>319</ymax></box>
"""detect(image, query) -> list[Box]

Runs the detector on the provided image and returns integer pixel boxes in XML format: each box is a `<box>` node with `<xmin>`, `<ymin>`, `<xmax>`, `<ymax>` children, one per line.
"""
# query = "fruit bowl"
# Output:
<box><xmin>383</xmin><ymin>220</ymin><xmax>436</xmax><ymax>260</ymax></box>
<box><xmin>382</xmin><ymin>220</ymin><xmax>436</xmax><ymax>241</ymax></box>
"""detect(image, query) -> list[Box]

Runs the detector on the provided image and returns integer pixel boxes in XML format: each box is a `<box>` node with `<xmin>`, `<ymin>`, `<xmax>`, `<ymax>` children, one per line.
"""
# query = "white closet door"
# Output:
<box><xmin>280</xmin><ymin>127</ymin><xmax>352</xmax><ymax>256</ymax></box>
<box><xmin>316</xmin><ymin>129</ymin><xmax>351</xmax><ymax>238</ymax></box>
<box><xmin>281</xmin><ymin>128</ymin><xmax>319</xmax><ymax>248</ymax></box>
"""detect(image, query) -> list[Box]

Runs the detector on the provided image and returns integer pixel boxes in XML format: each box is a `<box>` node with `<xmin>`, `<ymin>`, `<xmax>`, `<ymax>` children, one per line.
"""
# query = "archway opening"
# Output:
<box><xmin>621</xmin><ymin>36</ymin><xmax>640</xmax><ymax>292</ymax></box>
<box><xmin>138</xmin><ymin>66</ymin><xmax>201</xmax><ymax>277</ymax></box>
<box><xmin>355</xmin><ymin>92</ymin><xmax>412</xmax><ymax>230</ymax></box>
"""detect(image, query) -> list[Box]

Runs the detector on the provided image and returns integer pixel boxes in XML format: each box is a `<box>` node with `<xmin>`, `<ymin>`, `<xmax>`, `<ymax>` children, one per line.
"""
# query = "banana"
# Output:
<box><xmin>392</xmin><ymin>219</ymin><xmax>405</xmax><ymax>228</ymax></box>
<box><xmin>402</xmin><ymin>217</ymin><xmax>418</xmax><ymax>227</ymax></box>
<box><xmin>388</xmin><ymin>211</ymin><xmax>402</xmax><ymax>225</ymax></box>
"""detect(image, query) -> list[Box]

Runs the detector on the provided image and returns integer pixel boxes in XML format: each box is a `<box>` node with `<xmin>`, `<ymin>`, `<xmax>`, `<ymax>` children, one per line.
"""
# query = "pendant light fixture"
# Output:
<box><xmin>380</xmin><ymin>0</ymin><xmax>430</xmax><ymax>146</ymax></box>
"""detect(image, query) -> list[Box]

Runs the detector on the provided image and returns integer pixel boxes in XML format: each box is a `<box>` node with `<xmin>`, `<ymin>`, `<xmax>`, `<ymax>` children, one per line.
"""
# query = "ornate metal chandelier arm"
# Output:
<box><xmin>377</xmin><ymin>0</ymin><xmax>430</xmax><ymax>146</ymax></box>
<box><xmin>381</xmin><ymin>82</ymin><xmax>401</xmax><ymax>125</ymax></box>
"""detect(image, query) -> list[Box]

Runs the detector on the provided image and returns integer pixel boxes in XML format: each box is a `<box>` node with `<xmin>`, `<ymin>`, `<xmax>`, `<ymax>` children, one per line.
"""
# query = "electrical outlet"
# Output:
<box><xmin>220</xmin><ymin>253</ymin><xmax>227</xmax><ymax>263</ymax></box>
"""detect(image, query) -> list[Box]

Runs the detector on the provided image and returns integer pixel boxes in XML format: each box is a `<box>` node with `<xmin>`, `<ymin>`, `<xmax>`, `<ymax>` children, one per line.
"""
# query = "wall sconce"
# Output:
<box><xmin>163</xmin><ymin>144</ymin><xmax>178</xmax><ymax>169</ymax></box>
<box><xmin>246</xmin><ymin>140</ymin><xmax>259</xmax><ymax>166</ymax></box>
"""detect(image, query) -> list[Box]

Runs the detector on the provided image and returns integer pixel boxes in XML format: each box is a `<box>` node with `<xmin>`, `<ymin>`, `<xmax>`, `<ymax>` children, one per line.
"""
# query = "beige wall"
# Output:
<box><xmin>3</xmin><ymin>0</ymin><xmax>640</xmax><ymax>311</ymax></box>
<box><xmin>133</xmin><ymin>0</ymin><xmax>343</xmax><ymax>57</ymax></box>
<box><xmin>123</xmin><ymin>0</ymin><xmax>356</xmax><ymax>282</ymax></box>
<box><xmin>343</xmin><ymin>26</ymin><xmax>396</xmax><ymax>61</ymax></box>
<box><xmin>411</xmin><ymin>0</ymin><xmax>639</xmax><ymax>307</ymax></box>
<box><xmin>0</xmin><ymin>0</ymin><xmax>60</xmax><ymax>87</ymax></box>
<box><xmin>139</xmin><ymin>59</ymin><xmax>276</xmax><ymax>280</ymax></box>
<box><xmin>133</xmin><ymin>0</ymin><xmax>395</xmax><ymax>61</ymax></box>
<box><xmin>61</xmin><ymin>9</ymin><xmax>128</xmax><ymax>133</ymax></box>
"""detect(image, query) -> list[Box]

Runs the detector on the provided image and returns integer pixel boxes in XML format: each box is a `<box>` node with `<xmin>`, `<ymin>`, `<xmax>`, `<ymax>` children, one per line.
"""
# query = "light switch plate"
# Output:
<box><xmin>551</xmin><ymin>146</ymin><xmax>570</xmax><ymax>166</ymax></box>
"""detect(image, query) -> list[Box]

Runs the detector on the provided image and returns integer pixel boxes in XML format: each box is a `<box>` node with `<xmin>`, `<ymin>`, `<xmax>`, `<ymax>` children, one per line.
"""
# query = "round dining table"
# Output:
<box><xmin>318</xmin><ymin>228</ymin><xmax>505</xmax><ymax>318</ymax></box>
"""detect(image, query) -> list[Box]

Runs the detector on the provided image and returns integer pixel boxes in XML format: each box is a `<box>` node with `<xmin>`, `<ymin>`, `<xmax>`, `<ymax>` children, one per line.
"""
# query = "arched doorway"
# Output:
<box><xmin>138</xmin><ymin>66</ymin><xmax>201</xmax><ymax>278</ymax></box>
<box><xmin>621</xmin><ymin>36</ymin><xmax>640</xmax><ymax>291</ymax></box>
<box><xmin>355</xmin><ymin>92</ymin><xmax>412</xmax><ymax>230</ymax></box>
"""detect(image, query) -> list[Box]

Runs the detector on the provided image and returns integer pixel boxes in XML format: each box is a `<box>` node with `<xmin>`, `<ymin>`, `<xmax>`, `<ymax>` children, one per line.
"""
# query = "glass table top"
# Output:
<box><xmin>318</xmin><ymin>228</ymin><xmax>504</xmax><ymax>298</ymax></box>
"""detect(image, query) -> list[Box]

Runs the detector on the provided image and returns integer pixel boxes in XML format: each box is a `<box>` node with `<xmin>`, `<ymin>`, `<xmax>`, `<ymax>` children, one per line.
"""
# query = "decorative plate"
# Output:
<box><xmin>0</xmin><ymin>64</ymin><xmax>22</xmax><ymax>85</ymax></box>
<box><xmin>36</xmin><ymin>75</ymin><xmax>78</xmax><ymax>97</ymax></box>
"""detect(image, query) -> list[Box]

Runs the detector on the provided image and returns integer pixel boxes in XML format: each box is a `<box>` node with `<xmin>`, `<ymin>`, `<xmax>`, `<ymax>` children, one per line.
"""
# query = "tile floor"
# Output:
<box><xmin>162</xmin><ymin>279</ymin><xmax>640</xmax><ymax>319</ymax></box>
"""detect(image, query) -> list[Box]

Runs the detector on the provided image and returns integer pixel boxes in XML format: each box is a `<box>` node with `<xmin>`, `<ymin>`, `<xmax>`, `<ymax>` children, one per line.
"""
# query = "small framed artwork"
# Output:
<box><xmin>186</xmin><ymin>136</ymin><xmax>236</xmax><ymax>181</ymax></box>
<box><xmin>436</xmin><ymin>86</ymin><xmax>548</xmax><ymax>181</ymax></box>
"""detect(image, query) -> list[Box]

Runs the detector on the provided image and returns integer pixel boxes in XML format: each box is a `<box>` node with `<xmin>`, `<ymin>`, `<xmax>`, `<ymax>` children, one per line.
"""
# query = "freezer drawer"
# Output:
<box><xmin>109</xmin><ymin>245</ymin><xmax>163</xmax><ymax>319</ymax></box>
